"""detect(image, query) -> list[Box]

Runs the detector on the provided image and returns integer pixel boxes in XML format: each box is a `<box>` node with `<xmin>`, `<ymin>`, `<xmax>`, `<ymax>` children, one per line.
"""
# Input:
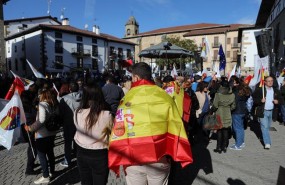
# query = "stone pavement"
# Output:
<box><xmin>0</xmin><ymin>122</ymin><xmax>285</xmax><ymax>185</ymax></box>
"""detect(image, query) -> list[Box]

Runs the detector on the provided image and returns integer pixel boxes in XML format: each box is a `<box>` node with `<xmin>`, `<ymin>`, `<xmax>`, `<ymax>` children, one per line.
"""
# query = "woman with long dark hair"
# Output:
<box><xmin>230</xmin><ymin>78</ymin><xmax>251</xmax><ymax>150</ymax></box>
<box><xmin>74</xmin><ymin>83</ymin><xmax>113</xmax><ymax>185</ymax></box>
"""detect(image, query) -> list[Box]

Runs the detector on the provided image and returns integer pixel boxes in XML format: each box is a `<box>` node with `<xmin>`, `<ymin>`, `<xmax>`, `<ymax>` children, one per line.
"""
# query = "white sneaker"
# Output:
<box><xmin>240</xmin><ymin>143</ymin><xmax>245</xmax><ymax>148</ymax></box>
<box><xmin>265</xmin><ymin>144</ymin><xmax>271</xmax><ymax>149</ymax></box>
<box><xmin>34</xmin><ymin>176</ymin><xmax>50</xmax><ymax>184</ymax></box>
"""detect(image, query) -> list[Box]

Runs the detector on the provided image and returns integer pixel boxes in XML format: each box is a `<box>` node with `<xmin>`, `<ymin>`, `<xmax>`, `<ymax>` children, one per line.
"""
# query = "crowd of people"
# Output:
<box><xmin>1</xmin><ymin>62</ymin><xmax>284</xmax><ymax>185</ymax></box>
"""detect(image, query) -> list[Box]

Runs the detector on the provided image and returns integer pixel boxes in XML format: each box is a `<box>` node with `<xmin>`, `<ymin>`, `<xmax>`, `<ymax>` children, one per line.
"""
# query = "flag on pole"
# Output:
<box><xmin>228</xmin><ymin>64</ymin><xmax>237</xmax><ymax>81</ymax></box>
<box><xmin>171</xmin><ymin>65</ymin><xmax>178</xmax><ymax>78</ymax></box>
<box><xmin>219</xmin><ymin>45</ymin><xmax>226</xmax><ymax>71</ymax></box>
<box><xmin>10</xmin><ymin>70</ymin><xmax>34</xmax><ymax>90</ymax></box>
<box><xmin>244</xmin><ymin>75</ymin><xmax>253</xmax><ymax>85</ymax></box>
<box><xmin>259</xmin><ymin>67</ymin><xmax>265</xmax><ymax>87</ymax></box>
<box><xmin>237</xmin><ymin>66</ymin><xmax>241</xmax><ymax>77</ymax></box>
<box><xmin>214</xmin><ymin>64</ymin><xmax>221</xmax><ymax>78</ymax></box>
<box><xmin>0</xmin><ymin>92</ymin><xmax>26</xmax><ymax>150</ymax></box>
<box><xmin>5</xmin><ymin>77</ymin><xmax>25</xmax><ymax>100</ymax></box>
<box><xmin>26</xmin><ymin>59</ymin><xmax>45</xmax><ymax>79</ymax></box>
<box><xmin>200</xmin><ymin>36</ymin><xmax>210</xmax><ymax>59</ymax></box>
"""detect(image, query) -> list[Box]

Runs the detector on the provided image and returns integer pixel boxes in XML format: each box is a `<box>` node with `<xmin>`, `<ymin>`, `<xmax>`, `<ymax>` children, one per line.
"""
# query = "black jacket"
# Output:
<box><xmin>252</xmin><ymin>86</ymin><xmax>283</xmax><ymax>118</ymax></box>
<box><xmin>232</xmin><ymin>87</ymin><xmax>250</xmax><ymax>115</ymax></box>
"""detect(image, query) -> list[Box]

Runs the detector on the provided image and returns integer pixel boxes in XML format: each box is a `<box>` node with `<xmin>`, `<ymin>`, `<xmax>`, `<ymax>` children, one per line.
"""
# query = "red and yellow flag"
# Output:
<box><xmin>108</xmin><ymin>80</ymin><xmax>193</xmax><ymax>175</ymax></box>
<box><xmin>5</xmin><ymin>77</ymin><xmax>25</xmax><ymax>100</ymax></box>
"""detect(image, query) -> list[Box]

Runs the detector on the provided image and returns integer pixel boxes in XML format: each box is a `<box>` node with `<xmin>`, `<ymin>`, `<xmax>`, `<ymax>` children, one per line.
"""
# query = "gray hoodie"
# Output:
<box><xmin>59</xmin><ymin>92</ymin><xmax>82</xmax><ymax>126</ymax></box>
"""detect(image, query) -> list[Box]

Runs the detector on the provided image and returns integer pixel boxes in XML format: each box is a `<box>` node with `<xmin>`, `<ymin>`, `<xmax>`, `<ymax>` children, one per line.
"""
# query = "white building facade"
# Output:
<box><xmin>5</xmin><ymin>19</ymin><xmax>135</xmax><ymax>78</ymax></box>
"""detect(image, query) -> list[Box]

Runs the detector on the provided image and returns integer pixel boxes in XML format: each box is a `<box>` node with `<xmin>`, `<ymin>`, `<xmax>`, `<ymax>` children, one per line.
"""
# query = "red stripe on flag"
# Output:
<box><xmin>108</xmin><ymin>133</ymin><xmax>193</xmax><ymax>175</ymax></box>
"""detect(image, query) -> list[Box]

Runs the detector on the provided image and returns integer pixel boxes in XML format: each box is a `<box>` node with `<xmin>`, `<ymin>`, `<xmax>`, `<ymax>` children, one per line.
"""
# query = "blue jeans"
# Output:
<box><xmin>280</xmin><ymin>105</ymin><xmax>285</xmax><ymax>122</ymax></box>
<box><xmin>259</xmin><ymin>110</ymin><xmax>272</xmax><ymax>145</ymax></box>
<box><xmin>36</xmin><ymin>136</ymin><xmax>56</xmax><ymax>178</ymax></box>
<box><xmin>232</xmin><ymin>114</ymin><xmax>245</xmax><ymax>147</ymax></box>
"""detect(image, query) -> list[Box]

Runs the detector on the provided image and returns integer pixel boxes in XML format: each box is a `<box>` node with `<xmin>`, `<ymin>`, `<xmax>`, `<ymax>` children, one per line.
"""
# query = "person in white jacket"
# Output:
<box><xmin>25</xmin><ymin>89</ymin><xmax>57</xmax><ymax>184</ymax></box>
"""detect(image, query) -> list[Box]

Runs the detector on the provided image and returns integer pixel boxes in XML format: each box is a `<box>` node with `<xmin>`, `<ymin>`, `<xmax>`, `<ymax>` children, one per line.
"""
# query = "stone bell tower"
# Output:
<box><xmin>124</xmin><ymin>16</ymin><xmax>139</xmax><ymax>38</ymax></box>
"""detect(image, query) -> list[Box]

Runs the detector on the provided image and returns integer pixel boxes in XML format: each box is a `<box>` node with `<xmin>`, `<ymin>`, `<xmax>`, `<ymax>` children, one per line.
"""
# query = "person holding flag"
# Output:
<box><xmin>108</xmin><ymin>62</ymin><xmax>193</xmax><ymax>185</ymax></box>
<box><xmin>252</xmin><ymin>76</ymin><xmax>283</xmax><ymax>149</ymax></box>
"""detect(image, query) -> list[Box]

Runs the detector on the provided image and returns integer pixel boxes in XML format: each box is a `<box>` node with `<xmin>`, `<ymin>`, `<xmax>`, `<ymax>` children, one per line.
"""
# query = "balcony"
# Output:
<box><xmin>69</xmin><ymin>63</ymin><xmax>92</xmax><ymax>69</ymax></box>
<box><xmin>71</xmin><ymin>48</ymin><xmax>91</xmax><ymax>57</ymax></box>
<box><xmin>212</xmin><ymin>43</ymin><xmax>220</xmax><ymax>48</ymax></box>
<box><xmin>231</xmin><ymin>43</ymin><xmax>239</xmax><ymax>48</ymax></box>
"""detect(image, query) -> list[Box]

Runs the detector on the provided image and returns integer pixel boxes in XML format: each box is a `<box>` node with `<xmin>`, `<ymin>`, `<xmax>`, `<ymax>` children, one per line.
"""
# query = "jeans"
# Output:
<box><xmin>259</xmin><ymin>110</ymin><xmax>272</xmax><ymax>145</ymax></box>
<box><xmin>232</xmin><ymin>114</ymin><xmax>245</xmax><ymax>147</ymax></box>
<box><xmin>280</xmin><ymin>105</ymin><xmax>285</xmax><ymax>122</ymax></box>
<box><xmin>36</xmin><ymin>136</ymin><xmax>56</xmax><ymax>178</ymax></box>
<box><xmin>76</xmin><ymin>144</ymin><xmax>109</xmax><ymax>185</ymax></box>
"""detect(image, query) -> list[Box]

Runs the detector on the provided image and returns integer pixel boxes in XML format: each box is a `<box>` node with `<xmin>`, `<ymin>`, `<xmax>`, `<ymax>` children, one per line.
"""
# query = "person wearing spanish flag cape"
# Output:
<box><xmin>108</xmin><ymin>62</ymin><xmax>193</xmax><ymax>185</ymax></box>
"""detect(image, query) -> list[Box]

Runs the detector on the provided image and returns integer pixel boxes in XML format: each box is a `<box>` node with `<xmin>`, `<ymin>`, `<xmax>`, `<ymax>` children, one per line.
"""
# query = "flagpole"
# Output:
<box><xmin>262</xmin><ymin>83</ymin><xmax>265</xmax><ymax>99</ymax></box>
<box><xmin>25</xmin><ymin>123</ymin><xmax>36</xmax><ymax>159</ymax></box>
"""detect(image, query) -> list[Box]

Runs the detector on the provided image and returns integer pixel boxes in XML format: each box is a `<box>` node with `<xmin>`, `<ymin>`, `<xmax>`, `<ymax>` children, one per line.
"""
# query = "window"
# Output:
<box><xmin>118</xmin><ymin>48</ymin><xmax>123</xmax><ymax>58</ymax></box>
<box><xmin>14</xmin><ymin>45</ymin><xmax>17</xmax><ymax>53</ymax></box>
<box><xmin>127</xmin><ymin>49</ymin><xmax>132</xmax><ymax>59</ymax></box>
<box><xmin>135</xmin><ymin>29</ymin><xmax>138</xmax><ymax>34</ymax></box>
<box><xmin>55</xmin><ymin>56</ymin><xmax>63</xmax><ymax>69</ymax></box>
<box><xmin>214</xmin><ymin>37</ymin><xmax>219</xmax><ymax>46</ymax></box>
<box><xmin>8</xmin><ymin>60</ymin><xmax>11</xmax><ymax>70</ymax></box>
<box><xmin>92</xmin><ymin>45</ymin><xmax>98</xmax><ymax>57</ymax></box>
<box><xmin>92</xmin><ymin>38</ymin><xmax>97</xmax><ymax>44</ymax></box>
<box><xmin>227</xmin><ymin>51</ymin><xmax>231</xmax><ymax>58</ymax></box>
<box><xmin>15</xmin><ymin>59</ymin><xmax>18</xmax><ymax>71</ymax></box>
<box><xmin>76</xmin><ymin>36</ymin><xmax>83</xmax><ymax>42</ymax></box>
<box><xmin>77</xmin><ymin>43</ymin><xmax>83</xmax><ymax>53</ymax></box>
<box><xmin>127</xmin><ymin>29</ymin><xmax>130</xmax><ymax>35</ymax></box>
<box><xmin>55</xmin><ymin>40</ymin><xmax>63</xmax><ymax>53</ymax></box>
<box><xmin>21</xmin><ymin>58</ymin><xmax>26</xmax><ymax>71</ymax></box>
<box><xmin>227</xmin><ymin>38</ymin><xmax>231</xmax><ymax>45</ymax></box>
<box><xmin>233</xmin><ymin>50</ymin><xmax>237</xmax><ymax>61</ymax></box>
<box><xmin>8</xmin><ymin>47</ymin><xmax>10</xmax><ymax>53</ymax></box>
<box><xmin>213</xmin><ymin>50</ymin><xmax>218</xmax><ymax>60</ymax></box>
<box><xmin>110</xmin><ymin>47</ymin><xmax>115</xmax><ymax>56</ymax></box>
<box><xmin>22</xmin><ymin>43</ymin><xmax>25</xmax><ymax>51</ymax></box>
<box><xmin>92</xmin><ymin>58</ymin><xmax>98</xmax><ymax>70</ymax></box>
<box><xmin>55</xmin><ymin>32</ymin><xmax>62</xmax><ymax>38</ymax></box>
<box><xmin>77</xmin><ymin>58</ymin><xmax>83</xmax><ymax>68</ymax></box>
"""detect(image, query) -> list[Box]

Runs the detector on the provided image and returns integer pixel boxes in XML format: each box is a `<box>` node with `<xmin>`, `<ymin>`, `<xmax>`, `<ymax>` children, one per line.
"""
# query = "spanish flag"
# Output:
<box><xmin>162</xmin><ymin>81</ymin><xmax>191</xmax><ymax>123</ymax></box>
<box><xmin>108</xmin><ymin>80</ymin><xmax>193</xmax><ymax>175</ymax></box>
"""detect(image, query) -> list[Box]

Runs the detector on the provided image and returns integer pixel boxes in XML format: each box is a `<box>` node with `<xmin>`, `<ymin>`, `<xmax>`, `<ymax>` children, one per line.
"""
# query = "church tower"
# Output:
<box><xmin>124</xmin><ymin>16</ymin><xmax>139</xmax><ymax>38</ymax></box>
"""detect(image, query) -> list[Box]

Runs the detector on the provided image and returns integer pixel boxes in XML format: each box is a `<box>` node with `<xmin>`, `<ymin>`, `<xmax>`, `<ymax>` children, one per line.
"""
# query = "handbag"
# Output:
<box><xmin>202</xmin><ymin>113</ymin><xmax>223</xmax><ymax>130</ymax></box>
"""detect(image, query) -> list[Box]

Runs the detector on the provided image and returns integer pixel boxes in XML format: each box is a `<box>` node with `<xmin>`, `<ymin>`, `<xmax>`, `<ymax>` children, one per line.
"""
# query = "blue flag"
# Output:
<box><xmin>219</xmin><ymin>45</ymin><xmax>226</xmax><ymax>71</ymax></box>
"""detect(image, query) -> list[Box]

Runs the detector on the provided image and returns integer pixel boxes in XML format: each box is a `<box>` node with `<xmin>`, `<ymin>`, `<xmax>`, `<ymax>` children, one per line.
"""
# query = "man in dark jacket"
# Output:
<box><xmin>102</xmin><ymin>75</ymin><xmax>124</xmax><ymax>116</ymax></box>
<box><xmin>252</xmin><ymin>76</ymin><xmax>283</xmax><ymax>149</ymax></box>
<box><xmin>59</xmin><ymin>82</ymin><xmax>82</xmax><ymax>167</ymax></box>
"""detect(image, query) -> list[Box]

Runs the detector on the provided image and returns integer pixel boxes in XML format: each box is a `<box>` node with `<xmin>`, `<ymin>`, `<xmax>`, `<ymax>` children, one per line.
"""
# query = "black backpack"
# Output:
<box><xmin>44</xmin><ymin>105</ymin><xmax>62</xmax><ymax>131</ymax></box>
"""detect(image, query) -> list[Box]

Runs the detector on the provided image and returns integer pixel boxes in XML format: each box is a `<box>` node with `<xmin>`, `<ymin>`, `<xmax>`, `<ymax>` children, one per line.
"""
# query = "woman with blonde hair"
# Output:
<box><xmin>25</xmin><ymin>89</ymin><xmax>58</xmax><ymax>184</ymax></box>
<box><xmin>74</xmin><ymin>83</ymin><xmax>113</xmax><ymax>185</ymax></box>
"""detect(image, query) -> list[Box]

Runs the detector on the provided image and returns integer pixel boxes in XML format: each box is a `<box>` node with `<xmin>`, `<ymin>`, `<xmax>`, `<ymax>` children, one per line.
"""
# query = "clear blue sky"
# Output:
<box><xmin>4</xmin><ymin>0</ymin><xmax>261</xmax><ymax>38</ymax></box>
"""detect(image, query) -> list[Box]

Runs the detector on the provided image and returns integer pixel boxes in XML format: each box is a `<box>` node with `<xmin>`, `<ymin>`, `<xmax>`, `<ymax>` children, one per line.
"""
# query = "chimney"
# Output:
<box><xmin>92</xmin><ymin>25</ymin><xmax>100</xmax><ymax>35</ymax></box>
<box><xmin>96</xmin><ymin>26</ymin><xmax>100</xmax><ymax>35</ymax></box>
<box><xmin>92</xmin><ymin>25</ymin><xmax>97</xmax><ymax>33</ymax></box>
<box><xmin>62</xmin><ymin>18</ymin><xmax>69</xmax><ymax>26</ymax></box>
